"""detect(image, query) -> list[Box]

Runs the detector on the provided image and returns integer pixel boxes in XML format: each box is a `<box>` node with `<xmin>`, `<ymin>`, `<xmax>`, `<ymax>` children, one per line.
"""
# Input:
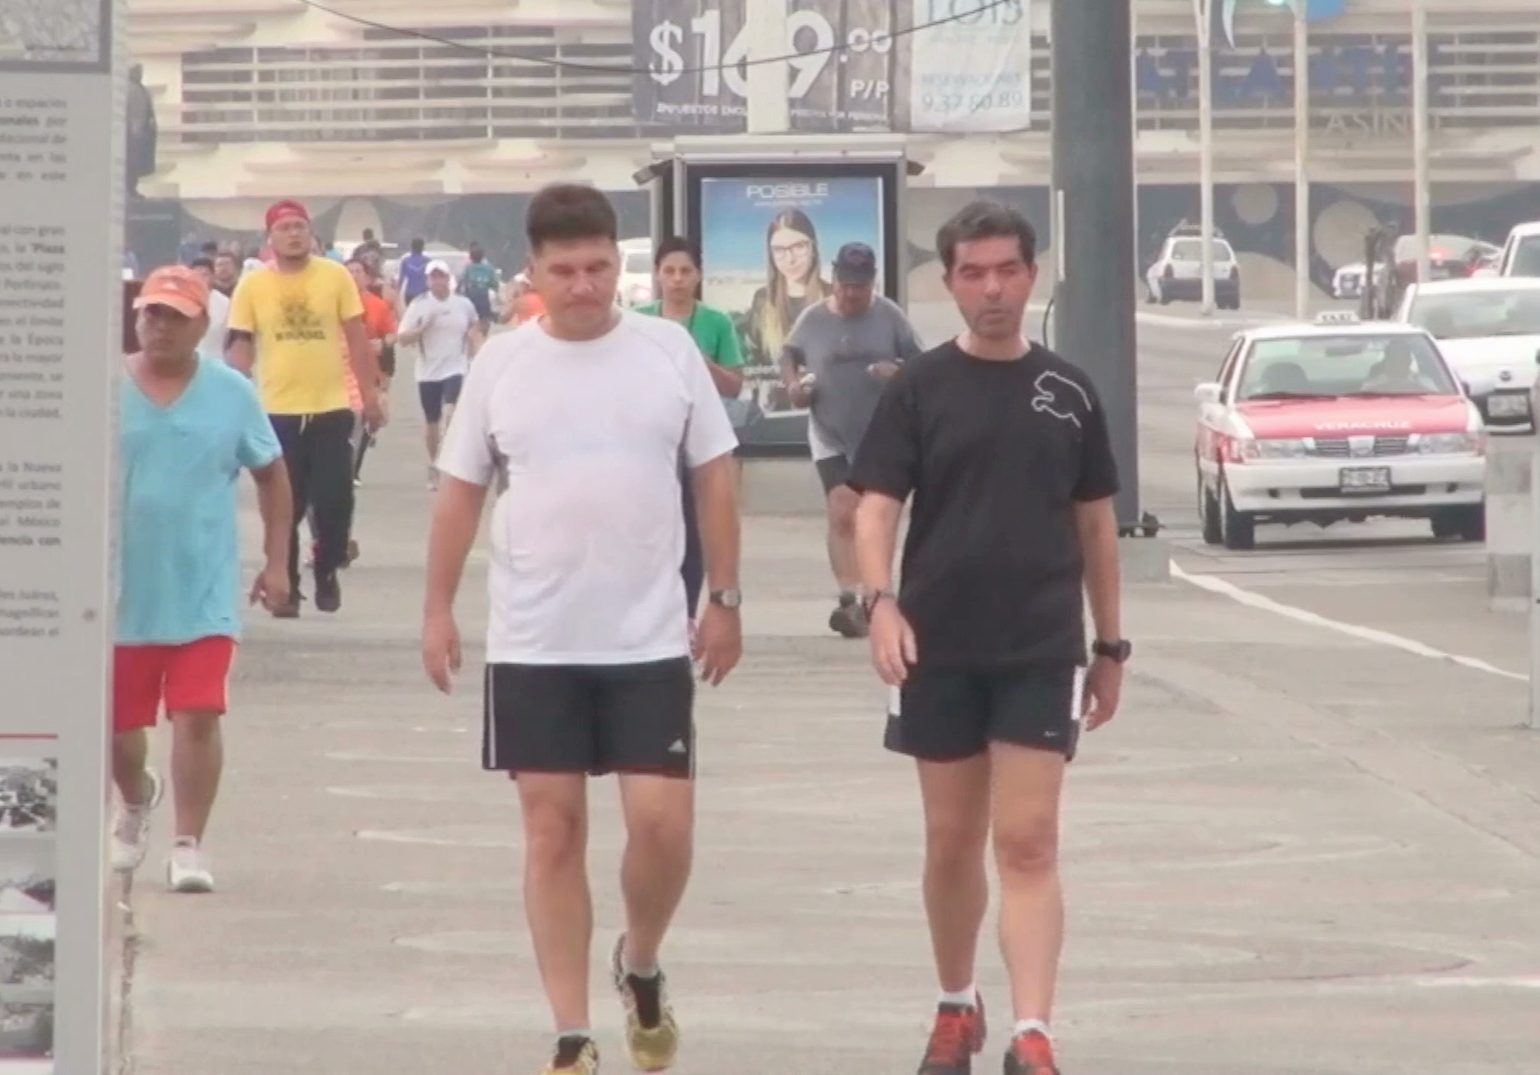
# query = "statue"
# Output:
<box><xmin>126</xmin><ymin>63</ymin><xmax>158</xmax><ymax>198</ymax></box>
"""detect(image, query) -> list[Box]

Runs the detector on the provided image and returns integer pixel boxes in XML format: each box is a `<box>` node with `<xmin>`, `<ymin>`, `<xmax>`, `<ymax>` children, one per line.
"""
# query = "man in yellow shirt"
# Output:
<box><xmin>227</xmin><ymin>200</ymin><xmax>385</xmax><ymax>617</ymax></box>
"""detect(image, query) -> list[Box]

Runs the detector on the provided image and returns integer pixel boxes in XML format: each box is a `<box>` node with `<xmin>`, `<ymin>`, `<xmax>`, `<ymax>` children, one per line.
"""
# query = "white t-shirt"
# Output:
<box><xmin>198</xmin><ymin>289</ymin><xmax>231</xmax><ymax>362</ymax></box>
<box><xmin>401</xmin><ymin>292</ymin><xmax>478</xmax><ymax>382</ymax></box>
<box><xmin>436</xmin><ymin>310</ymin><xmax>739</xmax><ymax>665</ymax></box>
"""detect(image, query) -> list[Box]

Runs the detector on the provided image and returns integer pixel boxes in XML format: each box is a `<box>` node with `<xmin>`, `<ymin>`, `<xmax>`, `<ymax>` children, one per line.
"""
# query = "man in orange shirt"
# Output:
<box><xmin>348</xmin><ymin>256</ymin><xmax>399</xmax><ymax>482</ymax></box>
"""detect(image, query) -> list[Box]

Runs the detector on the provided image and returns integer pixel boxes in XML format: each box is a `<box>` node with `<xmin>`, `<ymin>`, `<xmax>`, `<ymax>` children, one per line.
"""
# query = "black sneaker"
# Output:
<box><xmin>611</xmin><ymin>935</ymin><xmax>679</xmax><ymax>1071</ymax></box>
<box><xmin>828</xmin><ymin>594</ymin><xmax>869</xmax><ymax>639</ymax></box>
<box><xmin>541</xmin><ymin>1035</ymin><xmax>598</xmax><ymax>1074</ymax></box>
<box><xmin>918</xmin><ymin>993</ymin><xmax>987</xmax><ymax>1074</ymax></box>
<box><xmin>314</xmin><ymin>570</ymin><xmax>341</xmax><ymax>613</ymax></box>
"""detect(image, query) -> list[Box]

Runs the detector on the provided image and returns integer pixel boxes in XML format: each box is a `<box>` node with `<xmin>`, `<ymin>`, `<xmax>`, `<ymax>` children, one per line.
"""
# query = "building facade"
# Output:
<box><xmin>126</xmin><ymin>0</ymin><xmax>1540</xmax><ymax>292</ymax></box>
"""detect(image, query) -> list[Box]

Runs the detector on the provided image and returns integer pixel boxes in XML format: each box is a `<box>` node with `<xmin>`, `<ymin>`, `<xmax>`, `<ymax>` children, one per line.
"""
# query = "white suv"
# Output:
<box><xmin>1497</xmin><ymin>221</ymin><xmax>1540</xmax><ymax>278</ymax></box>
<box><xmin>1146</xmin><ymin>227</ymin><xmax>1241</xmax><ymax>309</ymax></box>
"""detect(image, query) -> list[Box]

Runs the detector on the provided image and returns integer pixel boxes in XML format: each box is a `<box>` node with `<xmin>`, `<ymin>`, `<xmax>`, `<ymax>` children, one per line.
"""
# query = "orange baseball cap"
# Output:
<box><xmin>134</xmin><ymin>265</ymin><xmax>210</xmax><ymax>318</ymax></box>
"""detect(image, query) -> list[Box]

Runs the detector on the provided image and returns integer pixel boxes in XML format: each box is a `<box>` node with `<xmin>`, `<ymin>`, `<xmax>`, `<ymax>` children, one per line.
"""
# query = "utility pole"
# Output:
<box><xmin>1293</xmin><ymin>0</ymin><xmax>1310</xmax><ymax>319</ymax></box>
<box><xmin>1051</xmin><ymin>0</ymin><xmax>1141</xmax><ymax>527</ymax></box>
<box><xmin>745</xmin><ymin>0</ymin><xmax>791</xmax><ymax>134</ymax></box>
<box><xmin>1412</xmin><ymin>0</ymin><xmax>1432</xmax><ymax>286</ymax></box>
<box><xmin>1195</xmin><ymin>0</ymin><xmax>1216</xmax><ymax>315</ymax></box>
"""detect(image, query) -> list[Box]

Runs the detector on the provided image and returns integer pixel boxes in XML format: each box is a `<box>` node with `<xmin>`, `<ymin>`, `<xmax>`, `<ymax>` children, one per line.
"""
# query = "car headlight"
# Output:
<box><xmin>1418</xmin><ymin>432</ymin><xmax>1481</xmax><ymax>455</ymax></box>
<box><xmin>1243</xmin><ymin>438</ymin><xmax>1308</xmax><ymax>460</ymax></box>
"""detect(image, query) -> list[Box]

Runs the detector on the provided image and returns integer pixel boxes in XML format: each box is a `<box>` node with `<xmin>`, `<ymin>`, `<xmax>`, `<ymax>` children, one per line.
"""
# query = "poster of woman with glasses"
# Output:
<box><xmin>698</xmin><ymin>175</ymin><xmax>886</xmax><ymax>433</ymax></box>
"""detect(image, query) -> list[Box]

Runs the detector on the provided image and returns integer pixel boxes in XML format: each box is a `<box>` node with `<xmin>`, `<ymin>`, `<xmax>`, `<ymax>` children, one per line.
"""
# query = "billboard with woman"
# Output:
<box><xmin>697</xmin><ymin>175</ymin><xmax>887</xmax><ymax>432</ymax></box>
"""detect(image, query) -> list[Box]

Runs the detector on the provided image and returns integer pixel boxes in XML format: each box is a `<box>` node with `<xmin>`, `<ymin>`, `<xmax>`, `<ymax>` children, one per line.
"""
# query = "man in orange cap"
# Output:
<box><xmin>112</xmin><ymin>266</ymin><xmax>294</xmax><ymax>893</ymax></box>
<box><xmin>227</xmin><ymin>198</ymin><xmax>385</xmax><ymax>616</ymax></box>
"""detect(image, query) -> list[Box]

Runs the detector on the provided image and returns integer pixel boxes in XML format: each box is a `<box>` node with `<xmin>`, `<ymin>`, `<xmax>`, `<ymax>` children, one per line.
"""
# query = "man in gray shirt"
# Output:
<box><xmin>782</xmin><ymin>242</ymin><xmax>924</xmax><ymax>638</ymax></box>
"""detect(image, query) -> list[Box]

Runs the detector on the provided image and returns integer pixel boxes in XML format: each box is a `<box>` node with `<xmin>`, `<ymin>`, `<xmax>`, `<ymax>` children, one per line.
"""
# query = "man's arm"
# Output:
<box><xmin>854</xmin><ymin>492</ymin><xmax>904</xmax><ymax>595</ymax></box>
<box><xmin>690</xmin><ymin>454</ymin><xmax>740</xmax><ymax>594</ymax></box>
<box><xmin>706</xmin><ymin>361</ymin><xmax>745</xmax><ymax>398</ymax></box>
<box><xmin>226</xmin><ymin>331</ymin><xmax>256</xmax><ymax>375</ymax></box>
<box><xmin>342</xmin><ymin>315</ymin><xmax>381</xmax><ymax>410</ymax></box>
<box><xmin>1074</xmin><ymin>496</ymin><xmax>1121</xmax><ymax>642</ymax></box>
<box><xmin>250</xmin><ymin>458</ymin><xmax>293</xmax><ymax>571</ymax></box>
<box><xmin>424</xmin><ymin>476</ymin><xmax>489</xmax><ymax>620</ymax></box>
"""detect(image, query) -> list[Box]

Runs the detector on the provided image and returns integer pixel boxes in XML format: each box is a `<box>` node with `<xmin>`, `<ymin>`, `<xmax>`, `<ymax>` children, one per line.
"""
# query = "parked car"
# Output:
<box><xmin>1497</xmin><ymin>220</ymin><xmax>1540</xmax><ymax>278</ymax></box>
<box><xmin>1332</xmin><ymin>260</ymin><xmax>1388</xmax><ymax>301</ymax></box>
<box><xmin>1193</xmin><ymin>313</ymin><xmax>1485</xmax><ymax>550</ymax></box>
<box><xmin>617</xmin><ymin>237</ymin><xmax>654</xmax><ymax>307</ymax></box>
<box><xmin>1392</xmin><ymin>234</ymin><xmax>1500</xmax><ymax>289</ymax></box>
<box><xmin>1394</xmin><ymin>276</ymin><xmax>1540</xmax><ymax>433</ymax></box>
<box><xmin>1146</xmin><ymin>226</ymin><xmax>1241</xmax><ymax>308</ymax></box>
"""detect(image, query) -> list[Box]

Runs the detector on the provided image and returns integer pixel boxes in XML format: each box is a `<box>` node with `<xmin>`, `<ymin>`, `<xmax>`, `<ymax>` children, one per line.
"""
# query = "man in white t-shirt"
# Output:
<box><xmin>189</xmin><ymin>257</ymin><xmax>231</xmax><ymax>361</ymax></box>
<box><xmin>398</xmin><ymin>259</ymin><xmax>479</xmax><ymax>488</ymax></box>
<box><xmin>421</xmin><ymin>184</ymin><xmax>742</xmax><ymax>1075</ymax></box>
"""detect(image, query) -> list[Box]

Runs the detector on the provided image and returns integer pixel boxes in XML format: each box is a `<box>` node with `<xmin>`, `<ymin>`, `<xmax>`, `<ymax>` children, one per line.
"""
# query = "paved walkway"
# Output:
<box><xmin>119</xmin><ymin>377</ymin><xmax>1540</xmax><ymax>1075</ymax></box>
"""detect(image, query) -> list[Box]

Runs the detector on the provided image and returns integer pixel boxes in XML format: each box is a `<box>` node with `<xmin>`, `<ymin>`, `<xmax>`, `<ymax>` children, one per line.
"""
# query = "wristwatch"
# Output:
<box><xmin>1091</xmin><ymin>638</ymin><xmax>1133</xmax><ymax>663</ymax></box>
<box><xmin>709</xmin><ymin>588</ymin><xmax>743</xmax><ymax>610</ymax></box>
<box><xmin>862</xmin><ymin>588</ymin><xmax>897</xmax><ymax>616</ymax></box>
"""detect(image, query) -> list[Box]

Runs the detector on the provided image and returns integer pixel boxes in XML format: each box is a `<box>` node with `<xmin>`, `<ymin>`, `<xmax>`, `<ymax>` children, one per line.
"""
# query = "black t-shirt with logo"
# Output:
<box><xmin>848</xmin><ymin>340</ymin><xmax>1120</xmax><ymax>669</ymax></box>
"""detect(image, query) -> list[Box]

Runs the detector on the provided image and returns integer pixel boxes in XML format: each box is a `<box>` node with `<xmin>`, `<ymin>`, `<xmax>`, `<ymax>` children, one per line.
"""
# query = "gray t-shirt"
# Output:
<box><xmin>782</xmin><ymin>296</ymin><xmax>924</xmax><ymax>457</ymax></box>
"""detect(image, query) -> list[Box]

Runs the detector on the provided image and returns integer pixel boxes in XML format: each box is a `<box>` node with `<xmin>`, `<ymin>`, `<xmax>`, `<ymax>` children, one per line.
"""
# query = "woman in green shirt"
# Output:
<box><xmin>639</xmin><ymin>236</ymin><xmax>749</xmax><ymax>618</ymax></box>
<box><xmin>639</xmin><ymin>237</ymin><xmax>747</xmax><ymax>403</ymax></box>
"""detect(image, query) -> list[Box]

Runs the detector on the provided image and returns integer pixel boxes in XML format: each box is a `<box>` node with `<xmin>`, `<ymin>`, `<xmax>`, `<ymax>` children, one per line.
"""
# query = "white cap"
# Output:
<box><xmin>426</xmin><ymin>259</ymin><xmax>452</xmax><ymax>276</ymax></box>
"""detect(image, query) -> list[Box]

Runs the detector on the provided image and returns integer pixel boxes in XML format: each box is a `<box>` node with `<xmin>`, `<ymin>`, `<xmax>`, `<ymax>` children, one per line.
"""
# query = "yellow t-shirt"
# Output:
<box><xmin>227</xmin><ymin>258</ymin><xmax>365</xmax><ymax>415</ymax></box>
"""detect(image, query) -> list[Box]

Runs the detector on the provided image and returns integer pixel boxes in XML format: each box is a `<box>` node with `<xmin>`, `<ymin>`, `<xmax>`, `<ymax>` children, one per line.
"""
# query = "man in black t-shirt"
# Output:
<box><xmin>848</xmin><ymin>202</ymin><xmax>1130</xmax><ymax>1075</ymax></box>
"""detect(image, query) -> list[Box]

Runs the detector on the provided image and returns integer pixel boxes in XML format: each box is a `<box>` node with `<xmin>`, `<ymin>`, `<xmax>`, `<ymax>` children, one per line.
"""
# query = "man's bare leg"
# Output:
<box><xmin>515</xmin><ymin>772</ymin><xmax>593</xmax><ymax>1034</ymax></box>
<box><xmin>825</xmin><ymin>485</ymin><xmax>862</xmax><ymax>593</ymax></box>
<box><xmin>990</xmin><ymin>741</ymin><xmax>1068</xmax><ymax>1024</ymax></box>
<box><xmin>616</xmin><ymin>773</ymin><xmax>694</xmax><ymax>969</ymax></box>
<box><xmin>112</xmin><ymin>728</ymin><xmax>153</xmax><ymax>805</ymax></box>
<box><xmin>169</xmin><ymin>711</ymin><xmax>223</xmax><ymax>842</ymax></box>
<box><xmin>917</xmin><ymin>754</ymin><xmax>992</xmax><ymax>993</ymax></box>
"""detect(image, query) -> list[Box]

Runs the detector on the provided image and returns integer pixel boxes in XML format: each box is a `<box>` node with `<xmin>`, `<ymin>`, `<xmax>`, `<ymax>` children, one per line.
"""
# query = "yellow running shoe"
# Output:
<box><xmin>611</xmin><ymin>935</ymin><xmax>679</xmax><ymax>1071</ymax></box>
<box><xmin>542</xmin><ymin>1035</ymin><xmax>599</xmax><ymax>1074</ymax></box>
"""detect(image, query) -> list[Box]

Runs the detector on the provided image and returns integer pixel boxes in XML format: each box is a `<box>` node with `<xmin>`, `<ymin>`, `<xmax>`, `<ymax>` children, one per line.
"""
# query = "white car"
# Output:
<box><xmin>1497</xmin><ymin>220</ymin><xmax>1540</xmax><ymax>278</ymax></box>
<box><xmin>1332</xmin><ymin>260</ymin><xmax>1386</xmax><ymax>301</ymax></box>
<box><xmin>1194</xmin><ymin>313</ymin><xmax>1485</xmax><ymax>550</ymax></box>
<box><xmin>617</xmin><ymin>237</ymin><xmax>654</xmax><ymax>307</ymax></box>
<box><xmin>1394</xmin><ymin>277</ymin><xmax>1540</xmax><ymax>433</ymax></box>
<box><xmin>1146</xmin><ymin>232</ymin><xmax>1241</xmax><ymax>308</ymax></box>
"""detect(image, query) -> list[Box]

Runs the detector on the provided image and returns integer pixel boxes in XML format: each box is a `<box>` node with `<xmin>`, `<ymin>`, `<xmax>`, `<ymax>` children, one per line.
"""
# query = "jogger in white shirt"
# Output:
<box><xmin>421</xmin><ymin>184</ymin><xmax>742</xmax><ymax>1075</ymax></box>
<box><xmin>398</xmin><ymin>259</ymin><xmax>479</xmax><ymax>488</ymax></box>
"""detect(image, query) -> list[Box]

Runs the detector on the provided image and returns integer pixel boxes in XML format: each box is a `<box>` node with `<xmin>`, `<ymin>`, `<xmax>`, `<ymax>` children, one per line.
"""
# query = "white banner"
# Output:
<box><xmin>907</xmin><ymin>0</ymin><xmax>1033</xmax><ymax>132</ymax></box>
<box><xmin>0</xmin><ymin>0</ymin><xmax>120</xmax><ymax>1072</ymax></box>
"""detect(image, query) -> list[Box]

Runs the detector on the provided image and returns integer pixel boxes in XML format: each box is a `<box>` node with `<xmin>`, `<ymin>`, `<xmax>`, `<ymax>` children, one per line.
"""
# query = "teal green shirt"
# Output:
<box><xmin>637</xmin><ymin>301</ymin><xmax>745</xmax><ymax>368</ymax></box>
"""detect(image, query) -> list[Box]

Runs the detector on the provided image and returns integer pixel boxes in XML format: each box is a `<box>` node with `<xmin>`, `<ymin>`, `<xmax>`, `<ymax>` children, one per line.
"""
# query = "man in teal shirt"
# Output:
<box><xmin>112</xmin><ymin>266</ymin><xmax>293</xmax><ymax>894</ymax></box>
<box><xmin>638</xmin><ymin>236</ymin><xmax>747</xmax><ymax>614</ymax></box>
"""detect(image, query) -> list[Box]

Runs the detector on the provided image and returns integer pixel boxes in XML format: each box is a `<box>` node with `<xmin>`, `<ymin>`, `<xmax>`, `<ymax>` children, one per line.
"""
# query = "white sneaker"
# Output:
<box><xmin>167</xmin><ymin>840</ymin><xmax>214</xmax><ymax>894</ymax></box>
<box><xmin>110</xmin><ymin>768</ymin><xmax>164</xmax><ymax>873</ymax></box>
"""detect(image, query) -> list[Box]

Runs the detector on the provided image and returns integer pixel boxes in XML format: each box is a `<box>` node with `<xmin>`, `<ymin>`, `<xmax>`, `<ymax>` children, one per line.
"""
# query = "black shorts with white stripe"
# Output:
<box><xmin>483</xmin><ymin>658</ymin><xmax>696</xmax><ymax>778</ymax></box>
<box><xmin>884</xmin><ymin>663</ymin><xmax>1084</xmax><ymax>763</ymax></box>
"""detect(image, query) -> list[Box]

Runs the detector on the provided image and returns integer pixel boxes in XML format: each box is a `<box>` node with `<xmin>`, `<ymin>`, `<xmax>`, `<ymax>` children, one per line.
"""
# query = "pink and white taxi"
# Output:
<box><xmin>1193</xmin><ymin>314</ymin><xmax>1486</xmax><ymax>550</ymax></box>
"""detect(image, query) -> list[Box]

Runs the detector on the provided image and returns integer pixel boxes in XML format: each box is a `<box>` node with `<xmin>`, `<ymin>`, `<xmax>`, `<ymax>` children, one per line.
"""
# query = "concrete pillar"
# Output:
<box><xmin>1485</xmin><ymin>434</ymin><xmax>1532</xmax><ymax>612</ymax></box>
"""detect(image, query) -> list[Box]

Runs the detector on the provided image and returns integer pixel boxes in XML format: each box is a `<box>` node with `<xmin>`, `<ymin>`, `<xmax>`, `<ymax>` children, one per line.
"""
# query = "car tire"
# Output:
<box><xmin>1158</xmin><ymin>285</ymin><xmax>1171</xmax><ymax>306</ymax></box>
<box><xmin>1198</xmin><ymin>469</ymin><xmax>1223</xmax><ymax>546</ymax></box>
<box><xmin>1430</xmin><ymin>505</ymin><xmax>1484</xmax><ymax>542</ymax></box>
<box><xmin>1220</xmin><ymin>477</ymin><xmax>1255</xmax><ymax>550</ymax></box>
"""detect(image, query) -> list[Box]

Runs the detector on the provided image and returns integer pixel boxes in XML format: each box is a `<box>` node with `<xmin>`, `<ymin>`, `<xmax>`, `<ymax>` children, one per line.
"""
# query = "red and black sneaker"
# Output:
<box><xmin>917</xmin><ymin>992</ymin><xmax>987</xmax><ymax>1074</ymax></box>
<box><xmin>1003</xmin><ymin>1029</ymin><xmax>1061</xmax><ymax>1075</ymax></box>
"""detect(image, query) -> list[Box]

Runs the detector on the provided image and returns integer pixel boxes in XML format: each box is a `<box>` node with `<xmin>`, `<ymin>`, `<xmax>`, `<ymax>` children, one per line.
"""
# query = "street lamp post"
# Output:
<box><xmin>1194</xmin><ymin>0</ymin><xmax>1216</xmax><ymax>315</ymax></box>
<box><xmin>1412</xmin><ymin>0</ymin><xmax>1432</xmax><ymax>286</ymax></box>
<box><xmin>1293</xmin><ymin>1</ymin><xmax>1310</xmax><ymax>320</ymax></box>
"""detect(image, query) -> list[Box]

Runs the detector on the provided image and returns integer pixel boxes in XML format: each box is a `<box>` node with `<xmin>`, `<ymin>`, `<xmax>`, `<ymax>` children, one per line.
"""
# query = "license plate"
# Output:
<box><xmin>1487</xmin><ymin>392</ymin><xmax>1531</xmax><ymax>419</ymax></box>
<box><xmin>1339</xmin><ymin>466</ymin><xmax>1391</xmax><ymax>494</ymax></box>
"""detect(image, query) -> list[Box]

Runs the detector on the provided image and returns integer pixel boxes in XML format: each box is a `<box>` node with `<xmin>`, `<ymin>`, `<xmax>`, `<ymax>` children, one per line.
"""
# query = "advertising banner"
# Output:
<box><xmin>0</xmin><ymin>0</ymin><xmax>119</xmax><ymax>1072</ymax></box>
<box><xmin>697</xmin><ymin>174</ymin><xmax>886</xmax><ymax>423</ymax></box>
<box><xmin>633</xmin><ymin>0</ymin><xmax>1033</xmax><ymax>134</ymax></box>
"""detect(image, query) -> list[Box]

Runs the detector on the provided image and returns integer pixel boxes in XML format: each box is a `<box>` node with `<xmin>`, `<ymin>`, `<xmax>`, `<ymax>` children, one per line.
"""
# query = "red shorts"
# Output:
<box><xmin>113</xmin><ymin>636</ymin><xmax>237</xmax><ymax>734</ymax></box>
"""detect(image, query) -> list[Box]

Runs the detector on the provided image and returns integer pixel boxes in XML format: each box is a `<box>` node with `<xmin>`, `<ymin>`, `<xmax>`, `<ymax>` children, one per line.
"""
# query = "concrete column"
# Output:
<box><xmin>745</xmin><ymin>0</ymin><xmax>791</xmax><ymax>134</ymax></box>
<box><xmin>1485</xmin><ymin>434</ymin><xmax>1532</xmax><ymax>612</ymax></box>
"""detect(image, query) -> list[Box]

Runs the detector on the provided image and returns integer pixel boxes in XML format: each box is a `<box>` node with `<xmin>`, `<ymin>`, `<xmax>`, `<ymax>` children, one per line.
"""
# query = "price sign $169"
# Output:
<box><xmin>648</xmin><ymin>9</ymin><xmax>892</xmax><ymax>99</ymax></box>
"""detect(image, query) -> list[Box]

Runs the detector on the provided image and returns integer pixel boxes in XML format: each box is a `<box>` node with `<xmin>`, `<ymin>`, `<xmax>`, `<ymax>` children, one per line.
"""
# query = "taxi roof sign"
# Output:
<box><xmin>1314</xmin><ymin>310</ymin><xmax>1361</xmax><ymax>325</ymax></box>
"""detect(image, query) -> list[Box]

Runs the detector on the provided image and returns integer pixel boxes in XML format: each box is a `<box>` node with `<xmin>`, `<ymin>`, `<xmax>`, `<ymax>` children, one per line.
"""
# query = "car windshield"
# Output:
<box><xmin>1510</xmin><ymin>235</ymin><xmax>1540</xmax><ymax>278</ymax></box>
<box><xmin>625</xmin><ymin>251</ymin><xmax>652</xmax><ymax>273</ymax></box>
<box><xmin>1170</xmin><ymin>239</ymin><xmax>1233</xmax><ymax>262</ymax></box>
<box><xmin>1237</xmin><ymin>334</ymin><xmax>1458</xmax><ymax>401</ymax></box>
<box><xmin>1408</xmin><ymin>289</ymin><xmax>1540</xmax><ymax>339</ymax></box>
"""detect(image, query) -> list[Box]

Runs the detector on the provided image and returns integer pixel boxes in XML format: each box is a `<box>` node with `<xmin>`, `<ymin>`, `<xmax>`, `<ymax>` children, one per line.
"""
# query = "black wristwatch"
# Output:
<box><xmin>709</xmin><ymin>588</ymin><xmax>743</xmax><ymax>610</ymax></box>
<box><xmin>1091</xmin><ymin>638</ymin><xmax>1133</xmax><ymax>663</ymax></box>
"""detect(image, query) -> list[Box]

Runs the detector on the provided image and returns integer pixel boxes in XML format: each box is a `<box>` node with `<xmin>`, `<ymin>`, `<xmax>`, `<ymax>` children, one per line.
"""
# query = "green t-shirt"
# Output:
<box><xmin>637</xmin><ymin>301</ymin><xmax>745</xmax><ymax>368</ymax></box>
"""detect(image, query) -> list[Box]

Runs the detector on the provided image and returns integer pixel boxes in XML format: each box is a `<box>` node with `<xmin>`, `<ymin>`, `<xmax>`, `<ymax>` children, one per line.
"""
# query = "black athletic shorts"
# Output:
<box><xmin>418</xmin><ymin>374</ymin><xmax>464</xmax><ymax>424</ymax></box>
<box><xmin>885</xmin><ymin>663</ymin><xmax>1084</xmax><ymax>762</ymax></box>
<box><xmin>815</xmin><ymin>454</ymin><xmax>852</xmax><ymax>494</ymax></box>
<box><xmin>484</xmin><ymin>658</ymin><xmax>696</xmax><ymax>777</ymax></box>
